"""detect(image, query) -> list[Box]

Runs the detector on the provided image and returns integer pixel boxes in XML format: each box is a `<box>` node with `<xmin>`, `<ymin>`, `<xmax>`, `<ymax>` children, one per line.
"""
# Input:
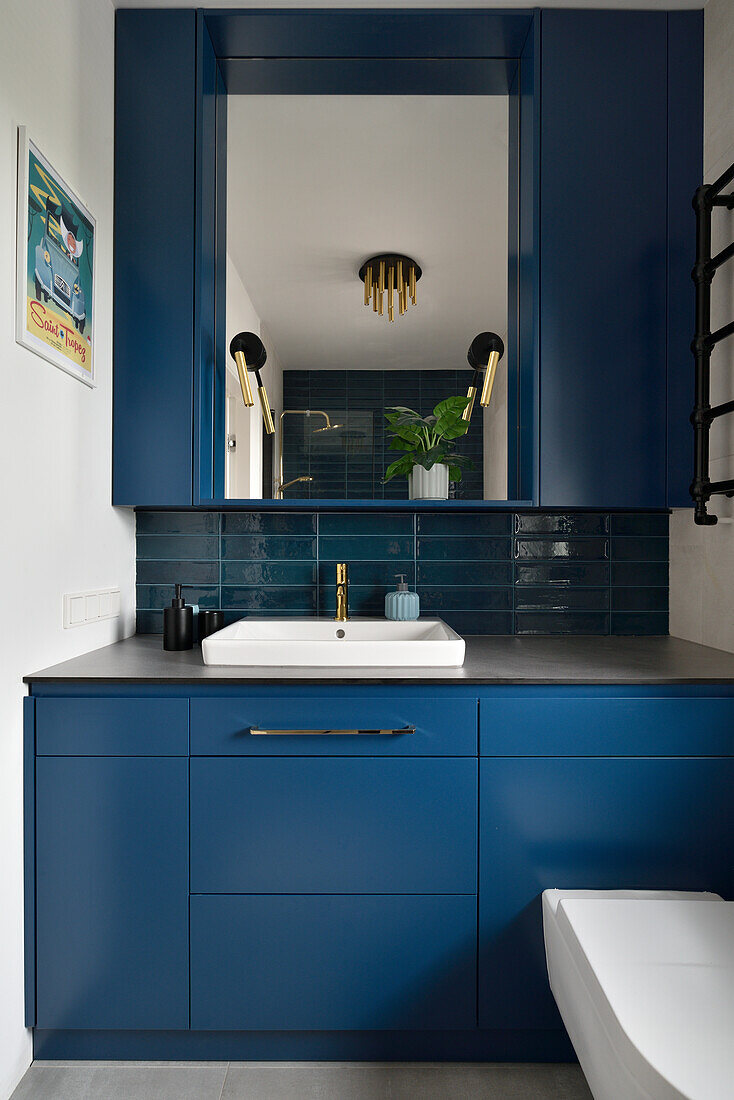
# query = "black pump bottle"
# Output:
<box><xmin>163</xmin><ymin>584</ymin><xmax>193</xmax><ymax>650</ymax></box>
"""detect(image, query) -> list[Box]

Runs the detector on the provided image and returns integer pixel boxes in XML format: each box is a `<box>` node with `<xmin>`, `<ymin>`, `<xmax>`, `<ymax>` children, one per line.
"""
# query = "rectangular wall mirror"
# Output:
<box><xmin>223</xmin><ymin>92</ymin><xmax>514</xmax><ymax>503</ymax></box>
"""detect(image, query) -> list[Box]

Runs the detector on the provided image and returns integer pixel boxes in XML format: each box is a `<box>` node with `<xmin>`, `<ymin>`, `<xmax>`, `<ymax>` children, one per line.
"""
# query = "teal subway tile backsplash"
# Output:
<box><xmin>135</xmin><ymin>510</ymin><xmax>669</xmax><ymax>636</ymax></box>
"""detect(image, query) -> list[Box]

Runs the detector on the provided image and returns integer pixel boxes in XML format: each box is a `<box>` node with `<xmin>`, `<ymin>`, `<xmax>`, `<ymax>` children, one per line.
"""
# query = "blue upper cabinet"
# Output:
<box><xmin>538</xmin><ymin>10</ymin><xmax>702</xmax><ymax>508</ymax></box>
<box><xmin>112</xmin><ymin>9</ymin><xmax>701</xmax><ymax>509</ymax></box>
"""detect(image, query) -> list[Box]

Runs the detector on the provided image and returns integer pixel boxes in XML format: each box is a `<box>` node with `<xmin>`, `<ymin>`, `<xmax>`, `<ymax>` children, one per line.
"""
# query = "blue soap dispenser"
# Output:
<box><xmin>385</xmin><ymin>574</ymin><xmax>420</xmax><ymax>621</ymax></box>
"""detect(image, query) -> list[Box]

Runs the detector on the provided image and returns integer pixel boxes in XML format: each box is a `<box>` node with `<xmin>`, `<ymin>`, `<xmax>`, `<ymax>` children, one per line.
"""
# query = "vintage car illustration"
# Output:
<box><xmin>34</xmin><ymin>198</ymin><xmax>86</xmax><ymax>333</ymax></box>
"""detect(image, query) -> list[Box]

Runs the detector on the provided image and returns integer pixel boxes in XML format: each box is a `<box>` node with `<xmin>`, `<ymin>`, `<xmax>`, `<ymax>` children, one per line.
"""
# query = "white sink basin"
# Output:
<box><xmin>201</xmin><ymin>617</ymin><xmax>466</xmax><ymax>668</ymax></box>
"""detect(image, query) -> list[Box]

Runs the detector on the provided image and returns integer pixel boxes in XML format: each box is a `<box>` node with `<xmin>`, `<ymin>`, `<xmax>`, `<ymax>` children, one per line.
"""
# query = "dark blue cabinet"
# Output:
<box><xmin>479</xmin><ymin>755</ymin><xmax>734</xmax><ymax>1029</ymax></box>
<box><xmin>538</xmin><ymin>10</ymin><xmax>702</xmax><ymax>508</ymax></box>
<box><xmin>35</xmin><ymin>755</ymin><xmax>188</xmax><ymax>1029</ymax></box>
<box><xmin>112</xmin><ymin>9</ymin><xmax>702</xmax><ymax>509</ymax></box>
<box><xmin>27</xmin><ymin>682</ymin><xmax>734</xmax><ymax>1059</ymax></box>
<box><xmin>191</xmin><ymin>894</ymin><xmax>477</xmax><ymax>1031</ymax></box>
<box><xmin>191</xmin><ymin>756</ymin><xmax>476</xmax><ymax>894</ymax></box>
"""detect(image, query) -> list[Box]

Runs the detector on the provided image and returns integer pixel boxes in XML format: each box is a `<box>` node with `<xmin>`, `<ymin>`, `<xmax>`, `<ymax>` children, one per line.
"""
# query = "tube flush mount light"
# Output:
<box><xmin>462</xmin><ymin>332</ymin><xmax>505</xmax><ymax>422</ymax></box>
<box><xmin>359</xmin><ymin>254</ymin><xmax>422</xmax><ymax>322</ymax></box>
<box><xmin>229</xmin><ymin>332</ymin><xmax>275</xmax><ymax>435</ymax></box>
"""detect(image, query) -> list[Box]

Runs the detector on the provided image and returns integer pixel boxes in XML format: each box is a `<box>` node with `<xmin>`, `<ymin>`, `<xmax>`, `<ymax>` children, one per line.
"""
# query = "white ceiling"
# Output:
<box><xmin>227</xmin><ymin>95</ymin><xmax>508</xmax><ymax>373</ymax></box>
<box><xmin>115</xmin><ymin>1</ymin><xmax>704</xmax><ymax>10</ymax></box>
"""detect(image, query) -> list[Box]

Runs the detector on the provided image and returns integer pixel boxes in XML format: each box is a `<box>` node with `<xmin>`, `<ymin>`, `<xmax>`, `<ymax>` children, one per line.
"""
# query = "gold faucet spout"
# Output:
<box><xmin>334</xmin><ymin>562</ymin><xmax>349</xmax><ymax>622</ymax></box>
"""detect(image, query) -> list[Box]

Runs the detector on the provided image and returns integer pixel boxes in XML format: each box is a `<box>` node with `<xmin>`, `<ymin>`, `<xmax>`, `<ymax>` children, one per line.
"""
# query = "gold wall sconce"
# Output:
<box><xmin>462</xmin><ymin>332</ymin><xmax>505</xmax><ymax>422</ymax></box>
<box><xmin>359</xmin><ymin>254</ymin><xmax>422</xmax><ymax>322</ymax></box>
<box><xmin>229</xmin><ymin>331</ymin><xmax>275</xmax><ymax>435</ymax></box>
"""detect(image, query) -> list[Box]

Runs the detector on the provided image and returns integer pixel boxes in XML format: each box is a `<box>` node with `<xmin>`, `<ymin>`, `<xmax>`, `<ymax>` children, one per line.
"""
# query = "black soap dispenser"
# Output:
<box><xmin>163</xmin><ymin>584</ymin><xmax>193</xmax><ymax>651</ymax></box>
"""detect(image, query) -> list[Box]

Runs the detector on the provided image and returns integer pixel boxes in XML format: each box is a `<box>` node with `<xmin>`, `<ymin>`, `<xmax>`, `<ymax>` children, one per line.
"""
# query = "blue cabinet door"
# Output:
<box><xmin>35</xmin><ymin>757</ymin><xmax>189</xmax><ymax>1029</ymax></box>
<box><xmin>191</xmin><ymin>893</ymin><xmax>477</xmax><ymax>1030</ymax></box>
<box><xmin>191</xmin><ymin>756</ymin><xmax>477</xmax><ymax>894</ymax></box>
<box><xmin>539</xmin><ymin>11</ymin><xmax>669</xmax><ymax>507</ymax></box>
<box><xmin>479</xmin><ymin>757</ymin><xmax>734</xmax><ymax>1029</ymax></box>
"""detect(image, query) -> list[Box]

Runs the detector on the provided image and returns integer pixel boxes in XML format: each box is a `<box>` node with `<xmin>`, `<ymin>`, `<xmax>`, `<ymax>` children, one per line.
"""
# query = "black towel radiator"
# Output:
<box><xmin>691</xmin><ymin>160</ymin><xmax>734</xmax><ymax>524</ymax></box>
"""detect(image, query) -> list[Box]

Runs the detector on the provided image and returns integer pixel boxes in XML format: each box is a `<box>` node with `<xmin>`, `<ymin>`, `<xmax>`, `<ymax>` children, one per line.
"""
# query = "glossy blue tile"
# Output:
<box><xmin>136</xmin><ymin>535</ymin><xmax>219</xmax><ymax>560</ymax></box>
<box><xmin>136</xmin><ymin>560</ymin><xmax>220</xmax><ymax>585</ymax></box>
<box><xmin>611</xmin><ymin>612</ymin><xmax>668</xmax><ymax>635</ymax></box>
<box><xmin>319</xmin><ymin>585</ymin><xmax>389</xmax><ymax>614</ymax></box>
<box><xmin>222</xmin><ymin>609</ymin><xmax>315</xmax><ymax>627</ymax></box>
<box><xmin>417</xmin><ymin>537</ymin><xmax>512</xmax><ymax>561</ymax></box>
<box><xmin>135</xmin><ymin>509</ymin><xmax>669</xmax><ymax>639</ymax></box>
<box><xmin>611</xmin><ymin>587</ymin><xmax>669</xmax><ymax>612</ymax></box>
<box><xmin>515</xmin><ymin>612</ymin><xmax>610</xmax><ymax>635</ymax></box>
<box><xmin>514</xmin><ymin>513</ymin><xmax>608</xmax><ymax>535</ymax></box>
<box><xmin>220</xmin><ymin>586</ymin><xmax>317</xmax><ymax>611</ymax></box>
<box><xmin>514</xmin><ymin>538</ymin><xmax>609</xmax><ymax>560</ymax></box>
<box><xmin>514</xmin><ymin>587</ymin><xmax>609</xmax><ymax>611</ymax></box>
<box><xmin>136</xmin><ymin>511</ymin><xmax>219</xmax><ymax>535</ymax></box>
<box><xmin>221</xmin><ymin>512</ymin><xmax>316</xmax><ymax>535</ymax></box>
<box><xmin>417</xmin><ymin>513</ymin><xmax>512</xmax><ymax>536</ymax></box>
<box><xmin>417</xmin><ymin>561</ymin><xmax>513</xmax><ymax>586</ymax></box>
<box><xmin>514</xmin><ymin>562</ymin><xmax>610</xmax><ymax>587</ymax></box>
<box><xmin>221</xmin><ymin>561</ymin><xmax>316</xmax><ymax>586</ymax></box>
<box><xmin>610</xmin><ymin>513</ymin><xmax>669</xmax><ymax>537</ymax></box>
<box><xmin>136</xmin><ymin>610</ymin><xmax>163</xmax><ymax>634</ymax></box>
<box><xmin>417</xmin><ymin>586</ymin><xmax>512</xmax><ymax>612</ymax></box>
<box><xmin>610</xmin><ymin>561</ymin><xmax>668</xmax><ymax>587</ymax></box>
<box><xmin>221</xmin><ymin>536</ymin><xmax>316</xmax><ymax>561</ymax></box>
<box><xmin>440</xmin><ymin>611</ymin><xmax>513</xmax><ymax>635</ymax></box>
<box><xmin>320</xmin><ymin>536</ymin><xmax>414</xmax><ymax>561</ymax></box>
<box><xmin>319</xmin><ymin>561</ymin><xmax>415</xmax><ymax>586</ymax></box>
<box><xmin>319</xmin><ymin>514</ymin><xmax>414</xmax><ymax>537</ymax></box>
<box><xmin>136</xmin><ymin>584</ymin><xmax>219</xmax><ymax>610</ymax></box>
<box><xmin>610</xmin><ymin>537</ymin><xmax>669</xmax><ymax>561</ymax></box>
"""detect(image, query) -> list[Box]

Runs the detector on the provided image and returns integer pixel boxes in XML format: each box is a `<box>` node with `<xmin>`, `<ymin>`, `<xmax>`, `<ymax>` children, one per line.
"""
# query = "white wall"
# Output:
<box><xmin>669</xmin><ymin>0</ymin><xmax>734</xmax><ymax>649</ymax></box>
<box><xmin>0</xmin><ymin>1</ymin><xmax>134</xmax><ymax>1094</ymax></box>
<box><xmin>226</xmin><ymin>254</ymin><xmax>284</xmax><ymax>498</ymax></box>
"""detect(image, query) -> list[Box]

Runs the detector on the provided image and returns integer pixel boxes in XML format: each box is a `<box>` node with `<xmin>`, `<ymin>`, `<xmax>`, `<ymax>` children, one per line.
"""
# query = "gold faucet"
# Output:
<box><xmin>334</xmin><ymin>563</ymin><xmax>349</xmax><ymax>622</ymax></box>
<box><xmin>276</xmin><ymin>475</ymin><xmax>313</xmax><ymax>499</ymax></box>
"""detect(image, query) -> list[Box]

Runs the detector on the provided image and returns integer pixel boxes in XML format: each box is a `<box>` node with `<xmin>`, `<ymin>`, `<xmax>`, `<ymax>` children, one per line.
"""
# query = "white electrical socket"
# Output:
<box><xmin>63</xmin><ymin>588</ymin><xmax>121</xmax><ymax>628</ymax></box>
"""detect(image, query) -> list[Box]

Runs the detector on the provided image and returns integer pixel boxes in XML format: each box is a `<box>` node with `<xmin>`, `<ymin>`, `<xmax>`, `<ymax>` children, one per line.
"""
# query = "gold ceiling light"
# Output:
<box><xmin>462</xmin><ymin>332</ymin><xmax>505</xmax><ymax>422</ymax></box>
<box><xmin>359</xmin><ymin>254</ymin><xmax>422</xmax><ymax>322</ymax></box>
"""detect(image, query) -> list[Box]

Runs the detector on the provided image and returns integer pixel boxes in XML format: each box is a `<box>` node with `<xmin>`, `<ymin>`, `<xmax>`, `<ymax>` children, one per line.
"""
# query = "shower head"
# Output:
<box><xmin>313</xmin><ymin>421</ymin><xmax>343</xmax><ymax>433</ymax></box>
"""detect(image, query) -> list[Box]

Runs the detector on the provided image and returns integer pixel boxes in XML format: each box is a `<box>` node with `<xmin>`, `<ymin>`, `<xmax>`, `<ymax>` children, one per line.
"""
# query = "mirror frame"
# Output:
<box><xmin>194</xmin><ymin>9</ymin><xmax>539</xmax><ymax>510</ymax></box>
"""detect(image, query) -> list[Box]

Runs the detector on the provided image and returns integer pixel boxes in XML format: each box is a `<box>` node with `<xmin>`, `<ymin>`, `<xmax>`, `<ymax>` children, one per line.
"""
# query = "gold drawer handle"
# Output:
<box><xmin>250</xmin><ymin>726</ymin><xmax>416</xmax><ymax>737</ymax></box>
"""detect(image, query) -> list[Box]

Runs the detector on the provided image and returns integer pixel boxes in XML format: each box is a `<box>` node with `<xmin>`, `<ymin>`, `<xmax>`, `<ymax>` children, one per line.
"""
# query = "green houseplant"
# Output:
<box><xmin>384</xmin><ymin>396</ymin><xmax>472</xmax><ymax>499</ymax></box>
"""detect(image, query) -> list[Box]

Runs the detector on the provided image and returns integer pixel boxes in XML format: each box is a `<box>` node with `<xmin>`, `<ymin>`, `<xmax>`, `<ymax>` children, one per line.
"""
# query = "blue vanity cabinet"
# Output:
<box><xmin>32</xmin><ymin>701</ymin><xmax>189</xmax><ymax>1030</ymax></box>
<box><xmin>27</xmin><ymin>680</ymin><xmax>734</xmax><ymax>1057</ymax></box>
<box><xmin>478</xmin><ymin>689</ymin><xmax>734</xmax><ymax>1030</ymax></box>
<box><xmin>188</xmin><ymin>690</ymin><xmax>478</xmax><ymax>1031</ymax></box>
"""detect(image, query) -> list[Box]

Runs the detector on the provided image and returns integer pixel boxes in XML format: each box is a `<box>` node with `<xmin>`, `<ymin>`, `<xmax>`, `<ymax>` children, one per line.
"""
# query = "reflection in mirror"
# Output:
<box><xmin>225</xmin><ymin>95</ymin><xmax>509</xmax><ymax>501</ymax></box>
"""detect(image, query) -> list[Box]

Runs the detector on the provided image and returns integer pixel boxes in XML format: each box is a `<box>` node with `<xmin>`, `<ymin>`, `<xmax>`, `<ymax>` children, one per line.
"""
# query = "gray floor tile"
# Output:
<box><xmin>10</xmin><ymin>1064</ymin><xmax>228</xmax><ymax>1100</ymax></box>
<box><xmin>220</xmin><ymin>1061</ymin><xmax>593</xmax><ymax>1100</ymax></box>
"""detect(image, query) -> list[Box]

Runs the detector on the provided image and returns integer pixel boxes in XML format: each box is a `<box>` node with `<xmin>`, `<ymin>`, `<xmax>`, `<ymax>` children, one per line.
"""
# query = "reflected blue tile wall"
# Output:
<box><xmin>135</xmin><ymin>510</ymin><xmax>669</xmax><ymax>636</ymax></box>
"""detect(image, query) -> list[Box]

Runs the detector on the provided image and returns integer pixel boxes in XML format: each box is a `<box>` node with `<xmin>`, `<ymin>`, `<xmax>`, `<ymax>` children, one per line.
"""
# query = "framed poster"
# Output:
<box><xmin>16</xmin><ymin>128</ymin><xmax>95</xmax><ymax>386</ymax></box>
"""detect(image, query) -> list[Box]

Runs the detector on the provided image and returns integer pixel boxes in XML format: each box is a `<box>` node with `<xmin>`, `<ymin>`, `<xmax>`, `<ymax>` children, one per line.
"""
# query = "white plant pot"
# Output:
<box><xmin>409</xmin><ymin>462</ymin><xmax>450</xmax><ymax>500</ymax></box>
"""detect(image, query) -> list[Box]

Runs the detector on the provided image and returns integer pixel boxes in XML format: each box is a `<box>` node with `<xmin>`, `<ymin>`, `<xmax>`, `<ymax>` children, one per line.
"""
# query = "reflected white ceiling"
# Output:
<box><xmin>227</xmin><ymin>95</ymin><xmax>508</xmax><ymax>373</ymax></box>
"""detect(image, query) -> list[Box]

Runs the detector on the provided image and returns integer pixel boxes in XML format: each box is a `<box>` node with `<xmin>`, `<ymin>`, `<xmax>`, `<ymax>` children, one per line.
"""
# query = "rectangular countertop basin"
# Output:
<box><xmin>201</xmin><ymin>617</ymin><xmax>466</xmax><ymax>668</ymax></box>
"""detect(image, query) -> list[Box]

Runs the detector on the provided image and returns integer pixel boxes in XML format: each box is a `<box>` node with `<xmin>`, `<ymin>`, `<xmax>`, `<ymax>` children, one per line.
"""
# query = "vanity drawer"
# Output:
<box><xmin>479</xmin><ymin>692</ymin><xmax>734</xmax><ymax>756</ymax></box>
<box><xmin>190</xmin><ymin>693</ymin><xmax>477</xmax><ymax>756</ymax></box>
<box><xmin>190</xmin><ymin>893</ymin><xmax>476</xmax><ymax>1031</ymax></box>
<box><xmin>35</xmin><ymin>697</ymin><xmax>189</xmax><ymax>755</ymax></box>
<box><xmin>190</xmin><ymin>756</ymin><xmax>477</xmax><ymax>894</ymax></box>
